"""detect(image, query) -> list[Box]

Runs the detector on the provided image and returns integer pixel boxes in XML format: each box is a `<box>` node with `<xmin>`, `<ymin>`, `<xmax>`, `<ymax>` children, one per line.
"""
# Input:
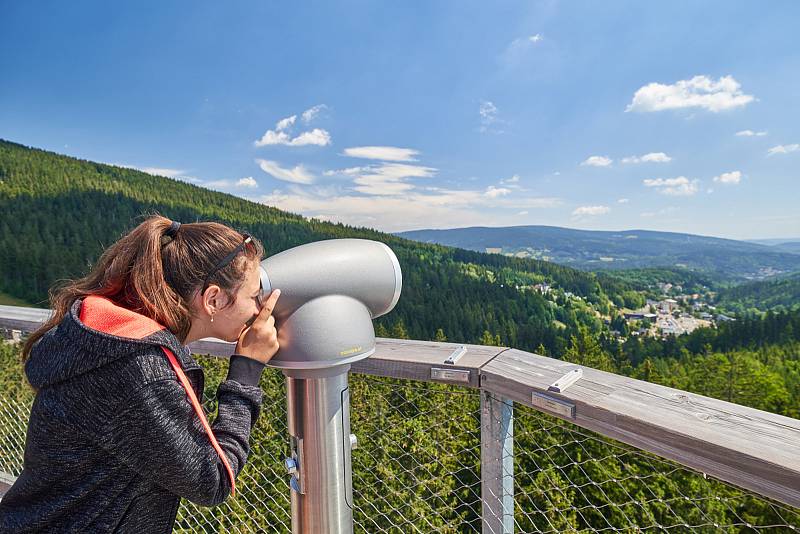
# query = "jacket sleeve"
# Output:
<box><xmin>102</xmin><ymin>355</ymin><xmax>266</xmax><ymax>506</ymax></box>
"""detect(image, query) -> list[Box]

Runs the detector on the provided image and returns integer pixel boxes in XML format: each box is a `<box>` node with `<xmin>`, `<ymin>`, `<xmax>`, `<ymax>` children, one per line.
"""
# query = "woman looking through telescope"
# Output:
<box><xmin>0</xmin><ymin>215</ymin><xmax>280</xmax><ymax>533</ymax></box>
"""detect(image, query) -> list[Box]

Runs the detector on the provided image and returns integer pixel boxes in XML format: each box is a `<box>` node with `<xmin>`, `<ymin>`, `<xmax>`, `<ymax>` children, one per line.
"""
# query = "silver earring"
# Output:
<box><xmin>211</xmin><ymin>314</ymin><xmax>215</xmax><ymax>323</ymax></box>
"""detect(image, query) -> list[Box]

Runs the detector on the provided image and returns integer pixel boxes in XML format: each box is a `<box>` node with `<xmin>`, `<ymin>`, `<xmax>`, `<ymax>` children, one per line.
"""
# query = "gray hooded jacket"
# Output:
<box><xmin>0</xmin><ymin>297</ymin><xmax>266</xmax><ymax>533</ymax></box>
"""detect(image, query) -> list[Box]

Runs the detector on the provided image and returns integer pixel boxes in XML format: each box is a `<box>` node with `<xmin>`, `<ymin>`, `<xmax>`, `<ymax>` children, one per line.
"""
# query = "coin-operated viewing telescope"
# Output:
<box><xmin>258</xmin><ymin>239</ymin><xmax>402</xmax><ymax>534</ymax></box>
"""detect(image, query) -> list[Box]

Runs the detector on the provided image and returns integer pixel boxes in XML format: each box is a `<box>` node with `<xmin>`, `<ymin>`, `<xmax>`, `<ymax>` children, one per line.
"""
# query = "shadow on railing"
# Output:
<box><xmin>2</xmin><ymin>305</ymin><xmax>799</xmax><ymax>532</ymax></box>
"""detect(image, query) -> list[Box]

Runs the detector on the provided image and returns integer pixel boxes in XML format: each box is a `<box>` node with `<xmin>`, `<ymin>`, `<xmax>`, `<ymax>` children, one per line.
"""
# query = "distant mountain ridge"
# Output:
<box><xmin>746</xmin><ymin>239</ymin><xmax>800</xmax><ymax>255</ymax></box>
<box><xmin>397</xmin><ymin>225</ymin><xmax>800</xmax><ymax>280</ymax></box>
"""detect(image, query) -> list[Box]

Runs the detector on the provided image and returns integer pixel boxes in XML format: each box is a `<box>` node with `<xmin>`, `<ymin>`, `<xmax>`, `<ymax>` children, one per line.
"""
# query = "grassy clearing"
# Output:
<box><xmin>0</xmin><ymin>292</ymin><xmax>32</xmax><ymax>307</ymax></box>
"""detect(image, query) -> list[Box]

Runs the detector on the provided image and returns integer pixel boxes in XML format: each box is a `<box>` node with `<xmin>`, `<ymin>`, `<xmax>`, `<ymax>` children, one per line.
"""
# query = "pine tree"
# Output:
<box><xmin>479</xmin><ymin>330</ymin><xmax>501</xmax><ymax>347</ymax></box>
<box><xmin>564</xmin><ymin>325</ymin><xmax>615</xmax><ymax>372</ymax></box>
<box><xmin>390</xmin><ymin>319</ymin><xmax>410</xmax><ymax>340</ymax></box>
<box><xmin>375</xmin><ymin>323</ymin><xmax>389</xmax><ymax>338</ymax></box>
<box><xmin>634</xmin><ymin>358</ymin><xmax>662</xmax><ymax>384</ymax></box>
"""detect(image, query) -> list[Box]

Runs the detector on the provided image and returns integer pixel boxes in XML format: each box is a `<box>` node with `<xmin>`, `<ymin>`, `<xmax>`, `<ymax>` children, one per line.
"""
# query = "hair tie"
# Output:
<box><xmin>165</xmin><ymin>220</ymin><xmax>181</xmax><ymax>238</ymax></box>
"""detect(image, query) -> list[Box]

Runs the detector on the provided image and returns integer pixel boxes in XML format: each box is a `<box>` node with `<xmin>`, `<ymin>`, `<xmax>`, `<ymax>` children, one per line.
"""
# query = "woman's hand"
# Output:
<box><xmin>234</xmin><ymin>289</ymin><xmax>281</xmax><ymax>364</ymax></box>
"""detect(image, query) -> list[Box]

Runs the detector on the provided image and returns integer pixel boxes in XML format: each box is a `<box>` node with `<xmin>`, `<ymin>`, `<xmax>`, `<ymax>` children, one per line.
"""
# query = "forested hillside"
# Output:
<box><xmin>0</xmin><ymin>139</ymin><xmax>630</xmax><ymax>357</ymax></box>
<box><xmin>597</xmin><ymin>266</ymin><xmax>723</xmax><ymax>294</ymax></box>
<box><xmin>714</xmin><ymin>272</ymin><xmax>800</xmax><ymax>314</ymax></box>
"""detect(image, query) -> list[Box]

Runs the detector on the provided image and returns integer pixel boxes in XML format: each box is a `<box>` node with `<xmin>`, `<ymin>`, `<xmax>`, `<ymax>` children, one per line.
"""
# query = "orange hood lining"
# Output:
<box><xmin>79</xmin><ymin>295</ymin><xmax>164</xmax><ymax>340</ymax></box>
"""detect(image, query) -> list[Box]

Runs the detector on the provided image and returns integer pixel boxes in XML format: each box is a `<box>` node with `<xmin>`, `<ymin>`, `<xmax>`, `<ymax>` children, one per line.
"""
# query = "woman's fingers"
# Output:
<box><xmin>254</xmin><ymin>289</ymin><xmax>281</xmax><ymax>325</ymax></box>
<box><xmin>251</xmin><ymin>290</ymin><xmax>279</xmax><ymax>336</ymax></box>
<box><xmin>235</xmin><ymin>289</ymin><xmax>281</xmax><ymax>363</ymax></box>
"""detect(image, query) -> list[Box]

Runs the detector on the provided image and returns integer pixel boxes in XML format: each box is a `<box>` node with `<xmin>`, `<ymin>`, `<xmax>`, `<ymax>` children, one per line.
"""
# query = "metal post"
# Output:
<box><xmin>284</xmin><ymin>366</ymin><xmax>355</xmax><ymax>534</ymax></box>
<box><xmin>481</xmin><ymin>390</ymin><xmax>514</xmax><ymax>534</ymax></box>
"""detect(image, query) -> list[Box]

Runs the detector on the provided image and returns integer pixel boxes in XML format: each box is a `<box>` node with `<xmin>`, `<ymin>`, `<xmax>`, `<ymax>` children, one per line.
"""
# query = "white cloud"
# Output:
<box><xmin>204</xmin><ymin>179</ymin><xmax>232</xmax><ymax>189</ymax></box>
<box><xmin>479</xmin><ymin>100</ymin><xmax>503</xmax><ymax>133</ymax></box>
<box><xmin>254</xmin><ymin>112</ymin><xmax>331</xmax><ymax>147</ymax></box>
<box><xmin>641</xmin><ymin>207</ymin><xmax>679</xmax><ymax>218</ymax></box>
<box><xmin>260</xmin><ymin>188</ymin><xmax>560</xmax><ymax>231</ymax></box>
<box><xmin>253</xmin><ymin>130</ymin><xmax>291</xmax><ymax>146</ymax></box>
<box><xmin>324</xmin><ymin>168</ymin><xmax>348</xmax><ymax>177</ymax></box>
<box><xmin>572</xmin><ymin>205</ymin><xmax>610</xmax><ymax>216</ymax></box>
<box><xmin>767</xmin><ymin>144</ymin><xmax>800</xmax><ymax>156</ymax></box>
<box><xmin>117</xmin><ymin>164</ymin><xmax>202</xmax><ymax>183</ymax></box>
<box><xmin>621</xmin><ymin>152</ymin><xmax>672</xmax><ymax>164</ymax></box>
<box><xmin>288</xmin><ymin>128</ymin><xmax>331</xmax><ymax>146</ymax></box>
<box><xmin>268</xmin><ymin>150</ymin><xmax>559</xmax><ymax>230</ymax></box>
<box><xmin>501</xmin><ymin>174</ymin><xmax>520</xmax><ymax>184</ymax></box>
<box><xmin>517</xmin><ymin>210</ymin><xmax>529</xmax><ymax>215</ymax></box>
<box><xmin>505</xmin><ymin>34</ymin><xmax>545</xmax><ymax>56</ymax></box>
<box><xmin>254</xmin><ymin>127</ymin><xmax>331</xmax><ymax>147</ymax></box>
<box><xmin>626</xmin><ymin>75</ymin><xmax>755</xmax><ymax>113</ymax></box>
<box><xmin>342</xmin><ymin>146</ymin><xmax>419</xmax><ymax>162</ymax></box>
<box><xmin>712</xmin><ymin>171</ymin><xmax>742</xmax><ymax>185</ymax></box>
<box><xmin>351</xmin><ymin>163</ymin><xmax>437</xmax><ymax>196</ymax></box>
<box><xmin>301</xmin><ymin>104</ymin><xmax>327</xmax><ymax>123</ymax></box>
<box><xmin>325</xmin><ymin>162</ymin><xmax>437</xmax><ymax>196</ymax></box>
<box><xmin>353</xmin><ymin>179</ymin><xmax>415</xmax><ymax>196</ymax></box>
<box><xmin>736</xmin><ymin>129</ymin><xmax>767</xmax><ymax>137</ymax></box>
<box><xmin>236</xmin><ymin>176</ymin><xmax>258</xmax><ymax>188</ymax></box>
<box><xmin>138</xmin><ymin>167</ymin><xmax>186</xmax><ymax>178</ymax></box>
<box><xmin>378</xmin><ymin>163</ymin><xmax>429</xmax><ymax>180</ymax></box>
<box><xmin>643</xmin><ymin>176</ymin><xmax>699</xmax><ymax>196</ymax></box>
<box><xmin>485</xmin><ymin>186</ymin><xmax>512</xmax><ymax>198</ymax></box>
<box><xmin>324</xmin><ymin>166</ymin><xmax>363</xmax><ymax>177</ymax></box>
<box><xmin>480</xmin><ymin>101</ymin><xmax>497</xmax><ymax>120</ymax></box>
<box><xmin>581</xmin><ymin>155</ymin><xmax>613</xmax><ymax>167</ymax></box>
<box><xmin>275</xmin><ymin>115</ymin><xmax>296</xmax><ymax>131</ymax></box>
<box><xmin>361</xmin><ymin>163</ymin><xmax>436</xmax><ymax>180</ymax></box>
<box><xmin>641</xmin><ymin>153</ymin><xmax>671</xmax><ymax>163</ymax></box>
<box><xmin>256</xmin><ymin>159</ymin><xmax>315</xmax><ymax>184</ymax></box>
<box><xmin>617</xmin><ymin>198</ymin><xmax>630</xmax><ymax>203</ymax></box>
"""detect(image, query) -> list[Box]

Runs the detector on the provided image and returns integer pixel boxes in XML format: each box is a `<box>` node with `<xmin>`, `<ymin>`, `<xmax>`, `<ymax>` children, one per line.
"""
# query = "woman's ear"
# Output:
<box><xmin>201</xmin><ymin>285</ymin><xmax>229</xmax><ymax>316</ymax></box>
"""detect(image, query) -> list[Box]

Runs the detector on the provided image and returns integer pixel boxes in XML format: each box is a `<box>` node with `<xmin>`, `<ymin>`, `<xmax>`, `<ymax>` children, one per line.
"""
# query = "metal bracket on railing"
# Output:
<box><xmin>444</xmin><ymin>345</ymin><xmax>467</xmax><ymax>365</ymax></box>
<box><xmin>547</xmin><ymin>368</ymin><xmax>582</xmax><ymax>393</ymax></box>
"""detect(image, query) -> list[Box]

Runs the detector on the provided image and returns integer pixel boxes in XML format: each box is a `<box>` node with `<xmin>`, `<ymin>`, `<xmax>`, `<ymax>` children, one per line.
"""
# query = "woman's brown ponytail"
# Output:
<box><xmin>22</xmin><ymin>214</ymin><xmax>263</xmax><ymax>360</ymax></box>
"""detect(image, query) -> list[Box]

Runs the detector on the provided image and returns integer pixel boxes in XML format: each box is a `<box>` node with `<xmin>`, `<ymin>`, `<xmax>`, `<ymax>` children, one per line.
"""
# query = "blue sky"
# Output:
<box><xmin>1</xmin><ymin>1</ymin><xmax>798</xmax><ymax>239</ymax></box>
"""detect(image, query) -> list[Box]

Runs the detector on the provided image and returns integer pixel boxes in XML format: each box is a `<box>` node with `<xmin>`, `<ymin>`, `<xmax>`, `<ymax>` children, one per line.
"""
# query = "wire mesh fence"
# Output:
<box><xmin>350</xmin><ymin>375</ymin><xmax>483</xmax><ymax>533</ymax></box>
<box><xmin>0</xmin><ymin>395</ymin><xmax>29</xmax><ymax>478</ymax></box>
<box><xmin>1</xmin><ymin>349</ymin><xmax>798</xmax><ymax>532</ymax></box>
<box><xmin>508</xmin><ymin>401</ymin><xmax>800</xmax><ymax>533</ymax></box>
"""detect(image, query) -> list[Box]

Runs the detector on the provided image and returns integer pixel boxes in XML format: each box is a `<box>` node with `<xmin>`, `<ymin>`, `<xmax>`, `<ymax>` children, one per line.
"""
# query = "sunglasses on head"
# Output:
<box><xmin>202</xmin><ymin>234</ymin><xmax>254</xmax><ymax>293</ymax></box>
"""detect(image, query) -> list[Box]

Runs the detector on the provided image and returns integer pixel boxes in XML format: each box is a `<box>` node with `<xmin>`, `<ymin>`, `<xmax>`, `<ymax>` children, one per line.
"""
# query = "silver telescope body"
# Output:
<box><xmin>258</xmin><ymin>238</ymin><xmax>402</xmax><ymax>534</ymax></box>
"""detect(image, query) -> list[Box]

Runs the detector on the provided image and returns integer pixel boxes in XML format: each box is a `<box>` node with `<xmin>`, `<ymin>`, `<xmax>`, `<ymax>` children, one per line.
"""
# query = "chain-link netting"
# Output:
<box><xmin>1</xmin><ymin>351</ymin><xmax>798</xmax><ymax>532</ymax></box>
<box><xmin>0</xmin><ymin>395</ymin><xmax>29</xmax><ymax>478</ymax></box>
<box><xmin>350</xmin><ymin>375</ymin><xmax>483</xmax><ymax>533</ymax></box>
<box><xmin>504</xmin><ymin>401</ymin><xmax>800</xmax><ymax>533</ymax></box>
